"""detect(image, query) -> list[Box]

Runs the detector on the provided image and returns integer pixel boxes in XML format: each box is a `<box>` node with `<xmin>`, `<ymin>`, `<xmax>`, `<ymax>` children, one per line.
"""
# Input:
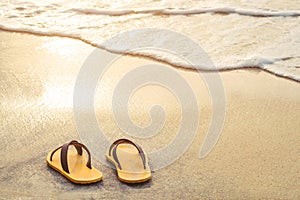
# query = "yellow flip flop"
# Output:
<box><xmin>46</xmin><ymin>140</ymin><xmax>103</xmax><ymax>184</ymax></box>
<box><xmin>106</xmin><ymin>139</ymin><xmax>152</xmax><ymax>183</ymax></box>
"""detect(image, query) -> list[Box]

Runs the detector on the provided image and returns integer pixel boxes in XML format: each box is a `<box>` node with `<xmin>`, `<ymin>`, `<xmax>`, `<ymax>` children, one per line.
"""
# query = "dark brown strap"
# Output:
<box><xmin>108</xmin><ymin>139</ymin><xmax>146</xmax><ymax>170</ymax></box>
<box><xmin>50</xmin><ymin>140</ymin><xmax>92</xmax><ymax>174</ymax></box>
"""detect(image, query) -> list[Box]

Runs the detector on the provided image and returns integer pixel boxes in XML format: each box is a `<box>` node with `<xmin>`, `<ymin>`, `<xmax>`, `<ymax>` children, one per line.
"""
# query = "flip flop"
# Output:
<box><xmin>46</xmin><ymin>140</ymin><xmax>103</xmax><ymax>184</ymax></box>
<box><xmin>106</xmin><ymin>138</ymin><xmax>152</xmax><ymax>183</ymax></box>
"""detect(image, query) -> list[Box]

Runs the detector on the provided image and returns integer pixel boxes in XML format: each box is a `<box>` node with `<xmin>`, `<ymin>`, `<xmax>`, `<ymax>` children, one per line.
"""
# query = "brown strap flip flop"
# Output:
<box><xmin>46</xmin><ymin>140</ymin><xmax>103</xmax><ymax>184</ymax></box>
<box><xmin>106</xmin><ymin>139</ymin><xmax>152</xmax><ymax>183</ymax></box>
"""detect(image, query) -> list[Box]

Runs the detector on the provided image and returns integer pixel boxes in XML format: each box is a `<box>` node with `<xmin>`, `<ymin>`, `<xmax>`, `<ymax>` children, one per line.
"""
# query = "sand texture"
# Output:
<box><xmin>0</xmin><ymin>31</ymin><xmax>299</xmax><ymax>199</ymax></box>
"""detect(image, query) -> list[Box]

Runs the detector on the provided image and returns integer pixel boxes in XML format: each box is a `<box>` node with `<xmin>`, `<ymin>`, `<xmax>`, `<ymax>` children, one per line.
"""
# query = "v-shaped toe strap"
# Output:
<box><xmin>108</xmin><ymin>139</ymin><xmax>146</xmax><ymax>170</ymax></box>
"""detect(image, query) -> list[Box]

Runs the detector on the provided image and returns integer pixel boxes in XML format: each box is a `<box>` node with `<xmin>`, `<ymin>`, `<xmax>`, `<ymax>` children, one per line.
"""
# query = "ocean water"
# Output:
<box><xmin>1</xmin><ymin>0</ymin><xmax>300</xmax><ymax>81</ymax></box>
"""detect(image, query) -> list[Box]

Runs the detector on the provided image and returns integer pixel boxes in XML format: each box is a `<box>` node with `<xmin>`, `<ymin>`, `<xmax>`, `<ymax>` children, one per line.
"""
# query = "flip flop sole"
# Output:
<box><xmin>47</xmin><ymin>147</ymin><xmax>102</xmax><ymax>184</ymax></box>
<box><xmin>106</xmin><ymin>144</ymin><xmax>152</xmax><ymax>183</ymax></box>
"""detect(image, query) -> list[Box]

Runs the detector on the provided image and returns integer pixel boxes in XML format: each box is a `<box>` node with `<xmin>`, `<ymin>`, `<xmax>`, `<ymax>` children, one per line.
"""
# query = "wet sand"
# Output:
<box><xmin>0</xmin><ymin>30</ymin><xmax>299</xmax><ymax>199</ymax></box>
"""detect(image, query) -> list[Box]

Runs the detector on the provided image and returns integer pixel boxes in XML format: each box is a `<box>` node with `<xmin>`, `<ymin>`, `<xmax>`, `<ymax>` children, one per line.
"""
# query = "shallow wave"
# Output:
<box><xmin>1</xmin><ymin>24</ymin><xmax>299</xmax><ymax>82</ymax></box>
<box><xmin>1</xmin><ymin>0</ymin><xmax>300</xmax><ymax>82</ymax></box>
<box><xmin>71</xmin><ymin>7</ymin><xmax>300</xmax><ymax>18</ymax></box>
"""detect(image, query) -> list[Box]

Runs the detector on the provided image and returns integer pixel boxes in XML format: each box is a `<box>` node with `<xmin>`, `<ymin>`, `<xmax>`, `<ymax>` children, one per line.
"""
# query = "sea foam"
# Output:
<box><xmin>1</xmin><ymin>0</ymin><xmax>300</xmax><ymax>81</ymax></box>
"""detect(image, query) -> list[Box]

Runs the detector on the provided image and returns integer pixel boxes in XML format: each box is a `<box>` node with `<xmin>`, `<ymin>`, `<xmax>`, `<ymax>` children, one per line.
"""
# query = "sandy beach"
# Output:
<box><xmin>0</xmin><ymin>30</ymin><xmax>299</xmax><ymax>199</ymax></box>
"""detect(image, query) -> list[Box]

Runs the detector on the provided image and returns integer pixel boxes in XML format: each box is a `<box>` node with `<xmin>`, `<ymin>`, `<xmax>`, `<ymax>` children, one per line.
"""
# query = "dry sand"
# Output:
<box><xmin>0</xmin><ymin>30</ymin><xmax>299</xmax><ymax>199</ymax></box>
